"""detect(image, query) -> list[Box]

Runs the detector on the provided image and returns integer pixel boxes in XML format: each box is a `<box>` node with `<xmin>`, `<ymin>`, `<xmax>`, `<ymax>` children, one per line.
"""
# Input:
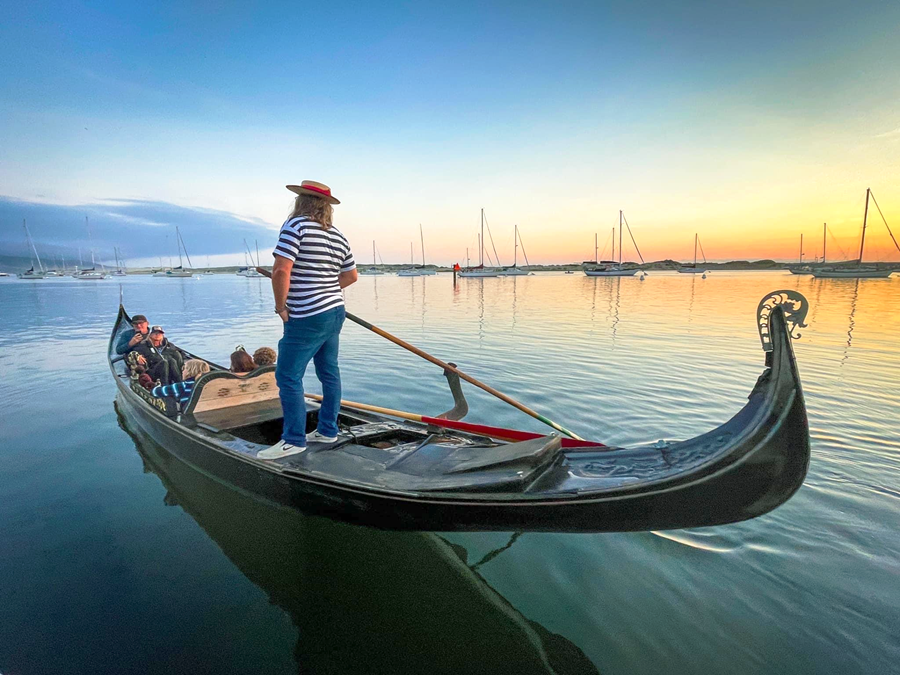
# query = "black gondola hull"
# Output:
<box><xmin>111</xmin><ymin>302</ymin><xmax>810</xmax><ymax>532</ymax></box>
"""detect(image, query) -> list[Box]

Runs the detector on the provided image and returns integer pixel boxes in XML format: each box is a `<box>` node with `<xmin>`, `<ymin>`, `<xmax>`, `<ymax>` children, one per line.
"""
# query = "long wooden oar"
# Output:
<box><xmin>257</xmin><ymin>266</ymin><xmax>585</xmax><ymax>440</ymax></box>
<box><xmin>302</xmin><ymin>393</ymin><xmax>603</xmax><ymax>449</ymax></box>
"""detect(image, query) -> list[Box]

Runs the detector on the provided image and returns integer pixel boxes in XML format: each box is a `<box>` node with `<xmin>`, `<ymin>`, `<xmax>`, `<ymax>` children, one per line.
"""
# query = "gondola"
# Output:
<box><xmin>108</xmin><ymin>289</ymin><xmax>811</xmax><ymax>532</ymax></box>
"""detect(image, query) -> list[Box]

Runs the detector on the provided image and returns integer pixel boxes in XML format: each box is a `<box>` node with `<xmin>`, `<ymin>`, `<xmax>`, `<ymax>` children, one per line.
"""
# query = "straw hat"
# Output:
<box><xmin>286</xmin><ymin>180</ymin><xmax>340</xmax><ymax>205</ymax></box>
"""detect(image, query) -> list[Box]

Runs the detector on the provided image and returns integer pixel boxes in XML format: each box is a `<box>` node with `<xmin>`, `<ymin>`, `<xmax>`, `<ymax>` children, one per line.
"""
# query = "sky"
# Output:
<box><xmin>1</xmin><ymin>0</ymin><xmax>899</xmax><ymax>265</ymax></box>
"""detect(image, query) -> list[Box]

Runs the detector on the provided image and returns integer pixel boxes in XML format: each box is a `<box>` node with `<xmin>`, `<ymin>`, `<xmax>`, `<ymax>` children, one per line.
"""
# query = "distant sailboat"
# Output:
<box><xmin>677</xmin><ymin>234</ymin><xmax>708</xmax><ymax>273</ymax></box>
<box><xmin>74</xmin><ymin>217</ymin><xmax>109</xmax><ymax>280</ymax></box>
<box><xmin>399</xmin><ymin>225</ymin><xmax>436</xmax><ymax>276</ymax></box>
<box><xmin>813</xmin><ymin>189</ymin><xmax>897</xmax><ymax>278</ymax></box>
<box><xmin>112</xmin><ymin>247</ymin><xmax>128</xmax><ymax>276</ymax></box>
<box><xmin>397</xmin><ymin>241</ymin><xmax>423</xmax><ymax>276</ymax></box>
<box><xmin>236</xmin><ymin>239</ymin><xmax>264</xmax><ymax>277</ymax></box>
<box><xmin>360</xmin><ymin>241</ymin><xmax>385</xmax><ymax>275</ymax></box>
<box><xmin>17</xmin><ymin>220</ymin><xmax>49</xmax><ymax>279</ymax></box>
<box><xmin>460</xmin><ymin>210</ymin><xmax>501</xmax><ymax>277</ymax></box>
<box><xmin>500</xmin><ymin>225</ymin><xmax>532</xmax><ymax>276</ymax></box>
<box><xmin>154</xmin><ymin>226</ymin><xmax>195</xmax><ymax>277</ymax></box>
<box><xmin>584</xmin><ymin>211</ymin><xmax>640</xmax><ymax>277</ymax></box>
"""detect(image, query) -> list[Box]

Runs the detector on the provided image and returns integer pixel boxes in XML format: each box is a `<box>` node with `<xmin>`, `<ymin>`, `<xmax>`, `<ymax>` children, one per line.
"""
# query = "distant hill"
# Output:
<box><xmin>0</xmin><ymin>196</ymin><xmax>276</xmax><ymax>266</ymax></box>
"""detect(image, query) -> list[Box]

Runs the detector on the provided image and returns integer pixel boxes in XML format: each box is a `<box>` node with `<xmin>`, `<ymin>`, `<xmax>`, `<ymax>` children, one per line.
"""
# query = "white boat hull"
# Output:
<box><xmin>812</xmin><ymin>268</ymin><xmax>893</xmax><ymax>278</ymax></box>
<box><xmin>154</xmin><ymin>271</ymin><xmax>194</xmax><ymax>277</ymax></box>
<box><xmin>677</xmin><ymin>268</ymin><xmax>707</xmax><ymax>274</ymax></box>
<box><xmin>500</xmin><ymin>268</ymin><xmax>531</xmax><ymax>276</ymax></box>
<box><xmin>584</xmin><ymin>268</ymin><xmax>638</xmax><ymax>277</ymax></box>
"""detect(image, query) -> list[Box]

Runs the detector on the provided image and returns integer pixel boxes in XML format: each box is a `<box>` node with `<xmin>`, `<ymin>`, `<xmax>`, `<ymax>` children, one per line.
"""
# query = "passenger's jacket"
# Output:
<box><xmin>115</xmin><ymin>328</ymin><xmax>149</xmax><ymax>355</ymax></box>
<box><xmin>133</xmin><ymin>340</ymin><xmax>171</xmax><ymax>367</ymax></box>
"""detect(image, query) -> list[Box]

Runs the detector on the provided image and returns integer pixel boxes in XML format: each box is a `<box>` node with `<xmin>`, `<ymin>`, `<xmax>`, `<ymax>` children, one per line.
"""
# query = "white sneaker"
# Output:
<box><xmin>307</xmin><ymin>430</ymin><xmax>338</xmax><ymax>444</ymax></box>
<box><xmin>257</xmin><ymin>440</ymin><xmax>307</xmax><ymax>460</ymax></box>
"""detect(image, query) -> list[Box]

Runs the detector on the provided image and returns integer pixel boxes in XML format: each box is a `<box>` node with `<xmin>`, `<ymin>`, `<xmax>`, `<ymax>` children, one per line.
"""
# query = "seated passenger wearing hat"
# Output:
<box><xmin>134</xmin><ymin>326</ymin><xmax>184</xmax><ymax>386</ymax></box>
<box><xmin>115</xmin><ymin>314</ymin><xmax>150</xmax><ymax>355</ymax></box>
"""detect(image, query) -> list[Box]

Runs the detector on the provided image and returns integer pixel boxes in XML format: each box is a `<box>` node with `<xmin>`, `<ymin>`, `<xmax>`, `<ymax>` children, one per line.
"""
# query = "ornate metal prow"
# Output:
<box><xmin>757</xmin><ymin>290</ymin><xmax>809</xmax><ymax>352</ymax></box>
<box><xmin>437</xmin><ymin>362</ymin><xmax>469</xmax><ymax>421</ymax></box>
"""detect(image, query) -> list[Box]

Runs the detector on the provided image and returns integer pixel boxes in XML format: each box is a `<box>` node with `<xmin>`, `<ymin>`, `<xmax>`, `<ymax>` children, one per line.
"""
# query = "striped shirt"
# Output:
<box><xmin>152</xmin><ymin>379</ymin><xmax>195</xmax><ymax>405</ymax></box>
<box><xmin>274</xmin><ymin>217</ymin><xmax>356</xmax><ymax>319</ymax></box>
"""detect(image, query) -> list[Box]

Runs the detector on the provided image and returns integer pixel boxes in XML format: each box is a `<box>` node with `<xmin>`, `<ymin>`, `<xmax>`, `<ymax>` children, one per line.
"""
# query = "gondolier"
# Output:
<box><xmin>260</xmin><ymin>181</ymin><xmax>358</xmax><ymax>460</ymax></box>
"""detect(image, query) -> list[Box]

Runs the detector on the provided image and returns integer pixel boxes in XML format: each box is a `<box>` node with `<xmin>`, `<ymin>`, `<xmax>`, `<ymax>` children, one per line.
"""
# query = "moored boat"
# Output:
<box><xmin>108</xmin><ymin>290</ymin><xmax>811</xmax><ymax>532</ymax></box>
<box><xmin>499</xmin><ymin>225</ymin><xmax>533</xmax><ymax>275</ymax></box>
<box><xmin>359</xmin><ymin>241</ymin><xmax>386</xmax><ymax>275</ymax></box>
<box><xmin>155</xmin><ymin>226</ymin><xmax>195</xmax><ymax>277</ymax></box>
<box><xmin>460</xmin><ymin>209</ymin><xmax>501</xmax><ymax>277</ymax></box>
<box><xmin>677</xmin><ymin>233</ymin><xmax>709</xmax><ymax>273</ymax></box>
<box><xmin>584</xmin><ymin>211</ymin><xmax>643</xmax><ymax>277</ymax></box>
<box><xmin>813</xmin><ymin>189</ymin><xmax>899</xmax><ymax>278</ymax></box>
<box><xmin>17</xmin><ymin>220</ymin><xmax>49</xmax><ymax>279</ymax></box>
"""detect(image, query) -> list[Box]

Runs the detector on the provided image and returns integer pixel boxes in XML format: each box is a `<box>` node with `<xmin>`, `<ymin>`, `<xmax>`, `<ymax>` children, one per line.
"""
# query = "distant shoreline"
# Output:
<box><xmin>2</xmin><ymin>260</ymin><xmax>899</xmax><ymax>275</ymax></box>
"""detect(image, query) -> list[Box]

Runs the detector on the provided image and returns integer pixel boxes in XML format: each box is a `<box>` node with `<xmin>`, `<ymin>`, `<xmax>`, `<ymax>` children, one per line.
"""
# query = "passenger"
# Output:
<box><xmin>230</xmin><ymin>347</ymin><xmax>256</xmax><ymax>375</ymax></box>
<box><xmin>151</xmin><ymin>325</ymin><xmax>185</xmax><ymax>375</ymax></box>
<box><xmin>259</xmin><ymin>180</ymin><xmax>357</xmax><ymax>460</ymax></box>
<box><xmin>134</xmin><ymin>327</ymin><xmax>183</xmax><ymax>385</ymax></box>
<box><xmin>253</xmin><ymin>346</ymin><xmax>277</xmax><ymax>367</ymax></box>
<box><xmin>116</xmin><ymin>314</ymin><xmax>150</xmax><ymax>355</ymax></box>
<box><xmin>152</xmin><ymin>359</ymin><xmax>210</xmax><ymax>406</ymax></box>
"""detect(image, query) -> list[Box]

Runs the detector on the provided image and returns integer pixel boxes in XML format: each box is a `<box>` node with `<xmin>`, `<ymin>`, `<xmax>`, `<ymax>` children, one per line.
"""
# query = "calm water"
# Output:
<box><xmin>1</xmin><ymin>272</ymin><xmax>898</xmax><ymax>674</ymax></box>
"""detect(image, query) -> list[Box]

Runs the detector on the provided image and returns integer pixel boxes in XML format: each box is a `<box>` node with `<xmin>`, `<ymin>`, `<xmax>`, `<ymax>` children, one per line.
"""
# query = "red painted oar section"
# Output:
<box><xmin>419</xmin><ymin>415</ymin><xmax>606</xmax><ymax>449</ymax></box>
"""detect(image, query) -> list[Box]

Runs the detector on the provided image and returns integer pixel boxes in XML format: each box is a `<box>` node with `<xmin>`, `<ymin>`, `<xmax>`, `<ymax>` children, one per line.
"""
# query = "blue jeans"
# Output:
<box><xmin>276</xmin><ymin>306</ymin><xmax>346</xmax><ymax>446</ymax></box>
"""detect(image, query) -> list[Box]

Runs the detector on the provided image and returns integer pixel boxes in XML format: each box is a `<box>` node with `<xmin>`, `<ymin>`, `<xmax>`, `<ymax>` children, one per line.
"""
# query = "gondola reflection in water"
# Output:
<box><xmin>117</xmin><ymin>409</ymin><xmax>599</xmax><ymax>674</ymax></box>
<box><xmin>108</xmin><ymin>290</ymin><xmax>811</xmax><ymax>533</ymax></box>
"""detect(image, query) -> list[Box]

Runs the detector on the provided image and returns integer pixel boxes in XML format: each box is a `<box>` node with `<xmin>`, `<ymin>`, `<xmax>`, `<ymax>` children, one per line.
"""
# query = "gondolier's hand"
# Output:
<box><xmin>275</xmin><ymin>306</ymin><xmax>289</xmax><ymax>322</ymax></box>
<box><xmin>129</xmin><ymin>333</ymin><xmax>145</xmax><ymax>347</ymax></box>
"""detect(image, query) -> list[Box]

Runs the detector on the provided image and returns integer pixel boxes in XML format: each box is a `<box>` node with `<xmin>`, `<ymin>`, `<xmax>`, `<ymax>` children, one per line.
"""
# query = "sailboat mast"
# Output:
<box><xmin>410</xmin><ymin>242</ymin><xmax>413</xmax><ymax>265</ymax></box>
<box><xmin>611</xmin><ymin>227</ymin><xmax>615</xmax><ymax>263</ymax></box>
<box><xmin>25</xmin><ymin>220</ymin><xmax>44</xmax><ymax>271</ymax></box>
<box><xmin>372</xmin><ymin>240</ymin><xmax>376</xmax><ymax>266</ymax></box>
<box><xmin>594</xmin><ymin>233</ymin><xmax>598</xmax><ymax>264</ymax></box>
<box><xmin>694</xmin><ymin>233</ymin><xmax>698</xmax><ymax>266</ymax></box>
<box><xmin>419</xmin><ymin>224</ymin><xmax>425</xmax><ymax>267</ymax></box>
<box><xmin>480</xmin><ymin>209</ymin><xmax>484</xmax><ymax>267</ymax></box>
<box><xmin>618</xmin><ymin>211</ymin><xmax>623</xmax><ymax>265</ymax></box>
<box><xmin>823</xmin><ymin>223</ymin><xmax>827</xmax><ymax>264</ymax></box>
<box><xmin>255</xmin><ymin>240</ymin><xmax>259</xmax><ymax>267</ymax></box>
<box><xmin>799</xmin><ymin>234</ymin><xmax>803</xmax><ymax>263</ymax></box>
<box><xmin>514</xmin><ymin>224</ymin><xmax>518</xmax><ymax>267</ymax></box>
<box><xmin>86</xmin><ymin>217</ymin><xmax>96</xmax><ymax>268</ymax></box>
<box><xmin>176</xmin><ymin>227</ymin><xmax>183</xmax><ymax>267</ymax></box>
<box><xmin>858</xmin><ymin>188</ymin><xmax>870</xmax><ymax>265</ymax></box>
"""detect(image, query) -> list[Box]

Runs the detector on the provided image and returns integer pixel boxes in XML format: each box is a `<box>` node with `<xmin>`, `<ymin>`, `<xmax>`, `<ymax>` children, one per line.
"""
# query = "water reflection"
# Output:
<box><xmin>116</xmin><ymin>404</ymin><xmax>598</xmax><ymax>675</ymax></box>
<box><xmin>841</xmin><ymin>278</ymin><xmax>860</xmax><ymax>367</ymax></box>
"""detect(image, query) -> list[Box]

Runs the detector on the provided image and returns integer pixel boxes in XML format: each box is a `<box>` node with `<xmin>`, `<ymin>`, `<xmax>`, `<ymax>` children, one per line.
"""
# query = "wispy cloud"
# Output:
<box><xmin>102</xmin><ymin>212</ymin><xmax>168</xmax><ymax>227</ymax></box>
<box><xmin>874</xmin><ymin>127</ymin><xmax>900</xmax><ymax>140</ymax></box>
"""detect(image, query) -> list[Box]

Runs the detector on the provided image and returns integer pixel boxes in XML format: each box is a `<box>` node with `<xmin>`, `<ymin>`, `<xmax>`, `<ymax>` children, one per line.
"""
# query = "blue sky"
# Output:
<box><xmin>2</xmin><ymin>1</ymin><xmax>899</xmax><ymax>264</ymax></box>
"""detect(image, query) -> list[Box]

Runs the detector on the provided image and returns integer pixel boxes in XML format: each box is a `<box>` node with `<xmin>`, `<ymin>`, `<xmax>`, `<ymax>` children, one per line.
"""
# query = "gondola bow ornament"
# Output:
<box><xmin>757</xmin><ymin>290</ymin><xmax>809</xmax><ymax>351</ymax></box>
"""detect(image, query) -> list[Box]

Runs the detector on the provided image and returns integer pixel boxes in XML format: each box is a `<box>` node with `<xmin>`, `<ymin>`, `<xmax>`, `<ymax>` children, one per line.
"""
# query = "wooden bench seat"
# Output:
<box><xmin>184</xmin><ymin>366</ymin><xmax>283</xmax><ymax>430</ymax></box>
